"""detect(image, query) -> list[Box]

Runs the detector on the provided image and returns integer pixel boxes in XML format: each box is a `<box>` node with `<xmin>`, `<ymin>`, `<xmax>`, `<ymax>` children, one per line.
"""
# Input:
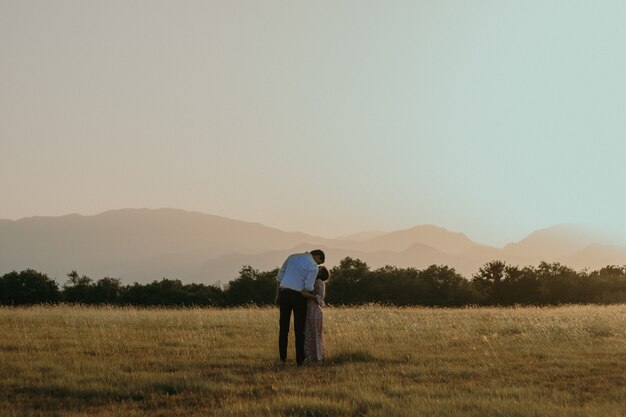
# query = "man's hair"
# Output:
<box><xmin>310</xmin><ymin>249</ymin><xmax>325</xmax><ymax>263</ymax></box>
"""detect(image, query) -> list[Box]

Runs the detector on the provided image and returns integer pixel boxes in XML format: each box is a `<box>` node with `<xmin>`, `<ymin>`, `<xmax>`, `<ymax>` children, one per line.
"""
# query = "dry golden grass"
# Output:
<box><xmin>1</xmin><ymin>305</ymin><xmax>625</xmax><ymax>417</ymax></box>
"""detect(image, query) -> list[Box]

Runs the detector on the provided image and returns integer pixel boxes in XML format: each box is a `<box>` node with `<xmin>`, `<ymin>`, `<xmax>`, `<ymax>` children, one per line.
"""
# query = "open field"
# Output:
<box><xmin>1</xmin><ymin>305</ymin><xmax>625</xmax><ymax>417</ymax></box>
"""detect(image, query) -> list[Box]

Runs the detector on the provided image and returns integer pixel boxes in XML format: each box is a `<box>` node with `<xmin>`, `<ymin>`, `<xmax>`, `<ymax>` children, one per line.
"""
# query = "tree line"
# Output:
<box><xmin>1</xmin><ymin>257</ymin><xmax>625</xmax><ymax>307</ymax></box>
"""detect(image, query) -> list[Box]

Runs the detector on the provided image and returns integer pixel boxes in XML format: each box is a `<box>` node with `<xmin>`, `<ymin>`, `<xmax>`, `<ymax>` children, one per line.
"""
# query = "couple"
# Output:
<box><xmin>275</xmin><ymin>249</ymin><xmax>329</xmax><ymax>366</ymax></box>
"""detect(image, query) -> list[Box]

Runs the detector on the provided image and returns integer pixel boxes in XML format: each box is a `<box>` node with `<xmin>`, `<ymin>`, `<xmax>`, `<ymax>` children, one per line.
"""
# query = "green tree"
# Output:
<box><xmin>184</xmin><ymin>282</ymin><xmax>225</xmax><ymax>306</ymax></box>
<box><xmin>224</xmin><ymin>266</ymin><xmax>278</xmax><ymax>305</ymax></box>
<box><xmin>535</xmin><ymin>262</ymin><xmax>586</xmax><ymax>304</ymax></box>
<box><xmin>0</xmin><ymin>269</ymin><xmax>61</xmax><ymax>305</ymax></box>
<box><xmin>588</xmin><ymin>265</ymin><xmax>626</xmax><ymax>303</ymax></box>
<box><xmin>472</xmin><ymin>260</ymin><xmax>507</xmax><ymax>304</ymax></box>
<box><xmin>326</xmin><ymin>257</ymin><xmax>370</xmax><ymax>305</ymax></box>
<box><xmin>419</xmin><ymin>265</ymin><xmax>474</xmax><ymax>306</ymax></box>
<box><xmin>91</xmin><ymin>277</ymin><xmax>124</xmax><ymax>304</ymax></box>
<box><xmin>500</xmin><ymin>265</ymin><xmax>540</xmax><ymax>305</ymax></box>
<box><xmin>63</xmin><ymin>270</ymin><xmax>95</xmax><ymax>303</ymax></box>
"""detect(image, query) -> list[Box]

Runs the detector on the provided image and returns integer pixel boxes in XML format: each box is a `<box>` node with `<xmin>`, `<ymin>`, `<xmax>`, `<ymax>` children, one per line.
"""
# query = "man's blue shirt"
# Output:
<box><xmin>276</xmin><ymin>252</ymin><xmax>319</xmax><ymax>292</ymax></box>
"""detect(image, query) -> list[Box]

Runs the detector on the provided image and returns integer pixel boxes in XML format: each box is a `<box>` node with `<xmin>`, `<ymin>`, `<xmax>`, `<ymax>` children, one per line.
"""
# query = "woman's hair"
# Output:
<box><xmin>317</xmin><ymin>266</ymin><xmax>330</xmax><ymax>281</ymax></box>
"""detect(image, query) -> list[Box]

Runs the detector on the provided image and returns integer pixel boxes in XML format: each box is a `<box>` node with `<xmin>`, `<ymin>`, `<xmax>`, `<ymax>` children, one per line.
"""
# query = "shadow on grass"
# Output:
<box><xmin>13</xmin><ymin>386</ymin><xmax>103</xmax><ymax>401</ymax></box>
<box><xmin>274</xmin><ymin>397</ymin><xmax>352</xmax><ymax>417</ymax></box>
<box><xmin>326</xmin><ymin>351</ymin><xmax>376</xmax><ymax>365</ymax></box>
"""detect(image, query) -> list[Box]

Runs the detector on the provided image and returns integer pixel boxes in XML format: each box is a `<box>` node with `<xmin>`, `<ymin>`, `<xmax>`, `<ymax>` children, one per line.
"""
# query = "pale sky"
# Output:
<box><xmin>2</xmin><ymin>1</ymin><xmax>625</xmax><ymax>246</ymax></box>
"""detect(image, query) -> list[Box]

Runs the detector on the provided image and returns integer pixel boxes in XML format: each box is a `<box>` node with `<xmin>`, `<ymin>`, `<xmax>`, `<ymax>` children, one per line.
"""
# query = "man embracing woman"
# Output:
<box><xmin>275</xmin><ymin>249</ymin><xmax>329</xmax><ymax>366</ymax></box>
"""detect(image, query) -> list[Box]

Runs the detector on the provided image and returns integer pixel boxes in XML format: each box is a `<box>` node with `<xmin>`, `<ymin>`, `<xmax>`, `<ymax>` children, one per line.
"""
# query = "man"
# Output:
<box><xmin>275</xmin><ymin>249</ymin><xmax>325</xmax><ymax>366</ymax></box>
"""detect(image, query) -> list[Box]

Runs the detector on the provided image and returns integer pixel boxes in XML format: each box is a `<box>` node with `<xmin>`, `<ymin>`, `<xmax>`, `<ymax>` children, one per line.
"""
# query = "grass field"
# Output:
<box><xmin>1</xmin><ymin>305</ymin><xmax>625</xmax><ymax>417</ymax></box>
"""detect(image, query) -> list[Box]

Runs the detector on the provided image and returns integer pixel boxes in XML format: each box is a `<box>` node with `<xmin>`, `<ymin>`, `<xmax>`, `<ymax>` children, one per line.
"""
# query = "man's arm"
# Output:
<box><xmin>303</xmin><ymin>261</ymin><xmax>318</xmax><ymax>292</ymax></box>
<box><xmin>275</xmin><ymin>256</ymin><xmax>290</xmax><ymax>305</ymax></box>
<box><xmin>276</xmin><ymin>258</ymin><xmax>288</xmax><ymax>283</ymax></box>
<box><xmin>301</xmin><ymin>290</ymin><xmax>316</xmax><ymax>300</ymax></box>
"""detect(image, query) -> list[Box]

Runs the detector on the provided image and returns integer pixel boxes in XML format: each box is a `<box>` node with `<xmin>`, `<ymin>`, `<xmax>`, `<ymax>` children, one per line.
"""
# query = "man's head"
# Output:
<box><xmin>310</xmin><ymin>249</ymin><xmax>325</xmax><ymax>265</ymax></box>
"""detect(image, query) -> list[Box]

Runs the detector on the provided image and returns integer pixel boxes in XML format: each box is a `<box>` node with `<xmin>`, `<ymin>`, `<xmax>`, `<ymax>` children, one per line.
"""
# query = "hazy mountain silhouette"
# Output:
<box><xmin>503</xmin><ymin>224</ymin><xmax>606</xmax><ymax>260</ymax></box>
<box><xmin>0</xmin><ymin>209</ymin><xmax>332</xmax><ymax>283</ymax></box>
<box><xmin>195</xmin><ymin>242</ymin><xmax>473</xmax><ymax>283</ymax></box>
<box><xmin>563</xmin><ymin>244</ymin><xmax>626</xmax><ymax>271</ymax></box>
<box><xmin>337</xmin><ymin>231</ymin><xmax>386</xmax><ymax>241</ymax></box>
<box><xmin>333</xmin><ymin>225</ymin><xmax>481</xmax><ymax>253</ymax></box>
<box><xmin>0</xmin><ymin>209</ymin><xmax>624</xmax><ymax>284</ymax></box>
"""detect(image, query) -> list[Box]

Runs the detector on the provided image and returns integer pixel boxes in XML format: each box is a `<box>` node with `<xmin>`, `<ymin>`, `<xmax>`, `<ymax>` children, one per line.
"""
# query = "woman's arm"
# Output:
<box><xmin>274</xmin><ymin>282</ymin><xmax>281</xmax><ymax>306</ymax></box>
<box><xmin>315</xmin><ymin>281</ymin><xmax>325</xmax><ymax>306</ymax></box>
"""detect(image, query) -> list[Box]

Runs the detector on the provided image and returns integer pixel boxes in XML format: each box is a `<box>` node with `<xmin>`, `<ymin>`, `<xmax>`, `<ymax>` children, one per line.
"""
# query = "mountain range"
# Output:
<box><xmin>1</xmin><ymin>208</ymin><xmax>624</xmax><ymax>284</ymax></box>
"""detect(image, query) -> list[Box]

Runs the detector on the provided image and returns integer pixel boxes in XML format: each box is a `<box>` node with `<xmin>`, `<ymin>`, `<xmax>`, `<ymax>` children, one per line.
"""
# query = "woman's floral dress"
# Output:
<box><xmin>304</xmin><ymin>278</ymin><xmax>325</xmax><ymax>361</ymax></box>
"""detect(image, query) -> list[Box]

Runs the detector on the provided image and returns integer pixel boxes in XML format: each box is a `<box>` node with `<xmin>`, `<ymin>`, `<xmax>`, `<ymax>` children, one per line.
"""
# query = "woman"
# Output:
<box><xmin>302</xmin><ymin>266</ymin><xmax>329</xmax><ymax>362</ymax></box>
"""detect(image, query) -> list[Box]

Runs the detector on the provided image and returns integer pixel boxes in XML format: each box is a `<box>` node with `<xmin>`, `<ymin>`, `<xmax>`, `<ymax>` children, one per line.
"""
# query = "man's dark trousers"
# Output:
<box><xmin>279</xmin><ymin>288</ymin><xmax>307</xmax><ymax>365</ymax></box>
